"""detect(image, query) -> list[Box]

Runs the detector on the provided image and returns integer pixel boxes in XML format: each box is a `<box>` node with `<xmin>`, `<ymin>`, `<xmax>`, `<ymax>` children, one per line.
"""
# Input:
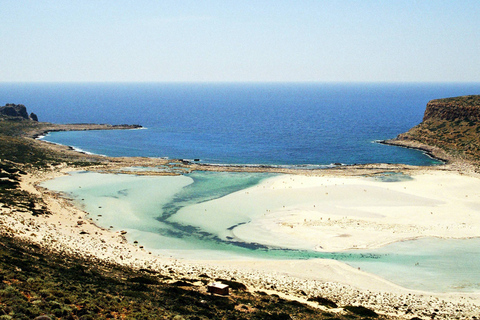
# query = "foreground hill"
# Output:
<box><xmin>386</xmin><ymin>95</ymin><xmax>480</xmax><ymax>166</ymax></box>
<box><xmin>3</xmin><ymin>234</ymin><xmax>389</xmax><ymax>320</ymax></box>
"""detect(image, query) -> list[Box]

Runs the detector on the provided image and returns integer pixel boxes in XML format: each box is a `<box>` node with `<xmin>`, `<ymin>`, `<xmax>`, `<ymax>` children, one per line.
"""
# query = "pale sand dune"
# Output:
<box><xmin>3</xmin><ymin>168</ymin><xmax>480</xmax><ymax>319</ymax></box>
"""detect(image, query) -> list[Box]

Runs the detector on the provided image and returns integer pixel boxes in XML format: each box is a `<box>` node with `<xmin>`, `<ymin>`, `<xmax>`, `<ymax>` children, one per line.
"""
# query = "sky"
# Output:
<box><xmin>1</xmin><ymin>1</ymin><xmax>479</xmax><ymax>83</ymax></box>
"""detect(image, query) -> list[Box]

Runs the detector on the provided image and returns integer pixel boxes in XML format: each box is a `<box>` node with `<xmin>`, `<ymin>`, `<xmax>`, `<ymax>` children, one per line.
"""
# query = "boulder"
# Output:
<box><xmin>30</xmin><ymin>112</ymin><xmax>39</xmax><ymax>121</ymax></box>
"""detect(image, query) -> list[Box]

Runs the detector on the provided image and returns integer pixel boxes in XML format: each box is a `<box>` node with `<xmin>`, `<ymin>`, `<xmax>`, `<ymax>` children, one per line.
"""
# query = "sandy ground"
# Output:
<box><xmin>2</xmin><ymin>165</ymin><xmax>480</xmax><ymax>319</ymax></box>
<box><xmin>223</xmin><ymin>171</ymin><xmax>480</xmax><ymax>252</ymax></box>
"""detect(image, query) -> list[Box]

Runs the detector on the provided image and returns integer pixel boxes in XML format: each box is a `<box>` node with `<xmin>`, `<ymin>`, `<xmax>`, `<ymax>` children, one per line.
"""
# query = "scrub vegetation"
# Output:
<box><xmin>403</xmin><ymin>119</ymin><xmax>480</xmax><ymax>162</ymax></box>
<box><xmin>0</xmin><ymin>235</ymin><xmax>391</xmax><ymax>320</ymax></box>
<box><xmin>0</xmin><ymin>118</ymin><xmax>54</xmax><ymax>215</ymax></box>
<box><xmin>393</xmin><ymin>95</ymin><xmax>480</xmax><ymax>164</ymax></box>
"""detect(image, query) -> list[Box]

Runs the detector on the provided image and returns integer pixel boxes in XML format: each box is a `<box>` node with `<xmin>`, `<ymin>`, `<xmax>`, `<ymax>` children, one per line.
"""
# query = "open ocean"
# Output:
<box><xmin>2</xmin><ymin>82</ymin><xmax>480</xmax><ymax>165</ymax></box>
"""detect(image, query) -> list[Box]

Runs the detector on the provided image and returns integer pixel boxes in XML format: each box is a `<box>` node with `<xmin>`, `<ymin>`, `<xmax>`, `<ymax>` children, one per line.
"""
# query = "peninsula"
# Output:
<box><xmin>1</xmin><ymin>97</ymin><xmax>480</xmax><ymax>320</ymax></box>
<box><xmin>384</xmin><ymin>95</ymin><xmax>480</xmax><ymax>168</ymax></box>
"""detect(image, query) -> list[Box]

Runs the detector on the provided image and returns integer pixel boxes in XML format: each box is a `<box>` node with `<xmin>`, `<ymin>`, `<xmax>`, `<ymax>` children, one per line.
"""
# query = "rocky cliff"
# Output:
<box><xmin>422</xmin><ymin>95</ymin><xmax>480</xmax><ymax>122</ymax></box>
<box><xmin>0</xmin><ymin>103</ymin><xmax>38</xmax><ymax>121</ymax></box>
<box><xmin>386</xmin><ymin>95</ymin><xmax>480</xmax><ymax>164</ymax></box>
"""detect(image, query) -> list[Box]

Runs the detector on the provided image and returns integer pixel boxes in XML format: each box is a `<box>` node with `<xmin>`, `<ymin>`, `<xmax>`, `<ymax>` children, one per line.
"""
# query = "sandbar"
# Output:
<box><xmin>213</xmin><ymin>171</ymin><xmax>480</xmax><ymax>252</ymax></box>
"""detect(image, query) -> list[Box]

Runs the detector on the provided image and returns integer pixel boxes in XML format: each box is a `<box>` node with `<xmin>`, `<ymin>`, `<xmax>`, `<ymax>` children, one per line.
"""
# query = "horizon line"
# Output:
<box><xmin>1</xmin><ymin>80</ymin><xmax>480</xmax><ymax>85</ymax></box>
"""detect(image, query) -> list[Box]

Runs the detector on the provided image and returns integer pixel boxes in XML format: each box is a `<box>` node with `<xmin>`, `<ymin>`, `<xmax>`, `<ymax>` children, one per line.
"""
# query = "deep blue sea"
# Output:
<box><xmin>2</xmin><ymin>82</ymin><xmax>480</xmax><ymax>165</ymax></box>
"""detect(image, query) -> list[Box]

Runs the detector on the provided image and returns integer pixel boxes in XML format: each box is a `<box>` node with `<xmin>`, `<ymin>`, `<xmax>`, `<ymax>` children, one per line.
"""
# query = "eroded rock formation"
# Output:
<box><xmin>423</xmin><ymin>96</ymin><xmax>480</xmax><ymax>122</ymax></box>
<box><xmin>0</xmin><ymin>104</ymin><xmax>38</xmax><ymax>121</ymax></box>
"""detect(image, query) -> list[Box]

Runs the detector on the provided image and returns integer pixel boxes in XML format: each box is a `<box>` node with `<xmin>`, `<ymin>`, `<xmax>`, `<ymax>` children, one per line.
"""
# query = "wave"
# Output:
<box><xmin>38</xmin><ymin>134</ymin><xmax>106</xmax><ymax>157</ymax></box>
<box><xmin>70</xmin><ymin>146</ymin><xmax>105</xmax><ymax>156</ymax></box>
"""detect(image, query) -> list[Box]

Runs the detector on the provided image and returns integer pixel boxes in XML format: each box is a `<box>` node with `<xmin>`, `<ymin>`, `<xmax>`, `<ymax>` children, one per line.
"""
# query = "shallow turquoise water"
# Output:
<box><xmin>41</xmin><ymin>171</ymin><xmax>480</xmax><ymax>293</ymax></box>
<box><xmin>344</xmin><ymin>238</ymin><xmax>480</xmax><ymax>293</ymax></box>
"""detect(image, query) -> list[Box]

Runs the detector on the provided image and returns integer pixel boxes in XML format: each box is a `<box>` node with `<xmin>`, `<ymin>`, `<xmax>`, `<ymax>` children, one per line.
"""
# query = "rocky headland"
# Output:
<box><xmin>0</xmin><ymin>103</ymin><xmax>38</xmax><ymax>121</ymax></box>
<box><xmin>385</xmin><ymin>95</ymin><xmax>480</xmax><ymax>168</ymax></box>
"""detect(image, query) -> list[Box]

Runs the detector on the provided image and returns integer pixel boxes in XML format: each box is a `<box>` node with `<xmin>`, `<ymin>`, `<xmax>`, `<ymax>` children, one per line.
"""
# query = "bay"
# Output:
<box><xmin>7</xmin><ymin>82</ymin><xmax>480</xmax><ymax>293</ymax></box>
<box><xmin>3</xmin><ymin>82</ymin><xmax>480</xmax><ymax>165</ymax></box>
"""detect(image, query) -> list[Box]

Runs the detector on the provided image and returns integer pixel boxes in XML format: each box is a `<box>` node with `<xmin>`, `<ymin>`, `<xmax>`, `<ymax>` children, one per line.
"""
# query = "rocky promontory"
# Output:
<box><xmin>0</xmin><ymin>103</ymin><xmax>38</xmax><ymax>121</ymax></box>
<box><xmin>0</xmin><ymin>104</ymin><xmax>144</xmax><ymax>167</ymax></box>
<box><xmin>423</xmin><ymin>95</ymin><xmax>480</xmax><ymax>122</ymax></box>
<box><xmin>385</xmin><ymin>95</ymin><xmax>480</xmax><ymax>165</ymax></box>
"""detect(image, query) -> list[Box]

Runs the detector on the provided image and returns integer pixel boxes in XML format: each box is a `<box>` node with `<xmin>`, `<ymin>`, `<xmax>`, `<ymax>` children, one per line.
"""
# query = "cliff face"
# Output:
<box><xmin>388</xmin><ymin>95</ymin><xmax>480</xmax><ymax>164</ymax></box>
<box><xmin>423</xmin><ymin>96</ymin><xmax>480</xmax><ymax>122</ymax></box>
<box><xmin>0</xmin><ymin>104</ymin><xmax>38</xmax><ymax>121</ymax></box>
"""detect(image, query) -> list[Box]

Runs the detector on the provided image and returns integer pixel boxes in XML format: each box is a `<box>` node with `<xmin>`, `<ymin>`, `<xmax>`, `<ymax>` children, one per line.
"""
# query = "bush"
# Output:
<box><xmin>343</xmin><ymin>305</ymin><xmax>378</xmax><ymax>317</ymax></box>
<box><xmin>308</xmin><ymin>296</ymin><xmax>338</xmax><ymax>308</ymax></box>
<box><xmin>128</xmin><ymin>276</ymin><xmax>159</xmax><ymax>285</ymax></box>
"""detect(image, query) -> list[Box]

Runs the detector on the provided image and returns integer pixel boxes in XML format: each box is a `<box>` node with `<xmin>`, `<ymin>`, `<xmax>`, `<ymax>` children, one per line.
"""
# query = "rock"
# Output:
<box><xmin>0</xmin><ymin>103</ymin><xmax>38</xmax><ymax>121</ymax></box>
<box><xmin>423</xmin><ymin>95</ymin><xmax>480</xmax><ymax>122</ymax></box>
<box><xmin>0</xmin><ymin>104</ymin><xmax>30</xmax><ymax>119</ymax></box>
<box><xmin>30</xmin><ymin>112</ymin><xmax>39</xmax><ymax>121</ymax></box>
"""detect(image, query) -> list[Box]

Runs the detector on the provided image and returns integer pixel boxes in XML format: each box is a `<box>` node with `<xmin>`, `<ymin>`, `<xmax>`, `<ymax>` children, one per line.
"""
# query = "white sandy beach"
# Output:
<box><xmin>209</xmin><ymin>171</ymin><xmax>480</xmax><ymax>252</ymax></box>
<box><xmin>2</xmin><ymin>166</ymin><xmax>480</xmax><ymax>319</ymax></box>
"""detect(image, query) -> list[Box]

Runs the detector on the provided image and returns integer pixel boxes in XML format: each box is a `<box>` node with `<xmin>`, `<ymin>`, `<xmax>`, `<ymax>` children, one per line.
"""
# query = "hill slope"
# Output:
<box><xmin>386</xmin><ymin>95</ymin><xmax>480</xmax><ymax>165</ymax></box>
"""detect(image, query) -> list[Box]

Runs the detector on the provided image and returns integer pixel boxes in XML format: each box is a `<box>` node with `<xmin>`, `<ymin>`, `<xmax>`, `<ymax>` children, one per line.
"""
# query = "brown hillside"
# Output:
<box><xmin>388</xmin><ymin>95</ymin><xmax>480</xmax><ymax>164</ymax></box>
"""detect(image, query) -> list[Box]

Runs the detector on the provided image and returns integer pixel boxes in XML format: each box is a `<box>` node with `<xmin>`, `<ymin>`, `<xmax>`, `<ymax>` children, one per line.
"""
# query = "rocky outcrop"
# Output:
<box><xmin>0</xmin><ymin>104</ymin><xmax>38</xmax><ymax>121</ymax></box>
<box><xmin>30</xmin><ymin>112</ymin><xmax>38</xmax><ymax>121</ymax></box>
<box><xmin>423</xmin><ymin>95</ymin><xmax>480</xmax><ymax>122</ymax></box>
<box><xmin>386</xmin><ymin>95</ymin><xmax>480</xmax><ymax>165</ymax></box>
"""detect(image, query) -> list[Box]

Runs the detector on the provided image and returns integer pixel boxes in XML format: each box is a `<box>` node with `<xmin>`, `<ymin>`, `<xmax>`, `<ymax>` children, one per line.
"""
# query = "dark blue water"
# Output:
<box><xmin>2</xmin><ymin>82</ymin><xmax>479</xmax><ymax>165</ymax></box>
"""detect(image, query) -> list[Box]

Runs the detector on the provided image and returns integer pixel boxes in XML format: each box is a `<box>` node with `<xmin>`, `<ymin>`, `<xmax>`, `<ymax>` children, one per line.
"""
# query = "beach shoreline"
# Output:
<box><xmin>2</xmin><ymin>158</ymin><xmax>480</xmax><ymax>319</ymax></box>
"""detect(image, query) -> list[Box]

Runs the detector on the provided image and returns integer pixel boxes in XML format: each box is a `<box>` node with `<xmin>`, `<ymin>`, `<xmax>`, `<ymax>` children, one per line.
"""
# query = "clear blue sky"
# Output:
<box><xmin>1</xmin><ymin>0</ymin><xmax>479</xmax><ymax>82</ymax></box>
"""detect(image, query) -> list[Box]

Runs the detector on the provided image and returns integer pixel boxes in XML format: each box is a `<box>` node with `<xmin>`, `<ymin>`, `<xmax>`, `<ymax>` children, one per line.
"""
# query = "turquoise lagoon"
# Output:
<box><xmin>41</xmin><ymin>170</ymin><xmax>480</xmax><ymax>293</ymax></box>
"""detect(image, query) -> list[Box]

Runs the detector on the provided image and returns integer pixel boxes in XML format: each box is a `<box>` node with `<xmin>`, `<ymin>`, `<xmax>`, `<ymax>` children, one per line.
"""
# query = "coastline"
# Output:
<box><xmin>32</xmin><ymin>120</ymin><xmax>475</xmax><ymax>176</ymax></box>
<box><xmin>379</xmin><ymin>138</ymin><xmax>450</xmax><ymax>164</ymax></box>
<box><xmin>29</xmin><ymin>123</ymin><xmax>143</xmax><ymax>139</ymax></box>
<box><xmin>378</xmin><ymin>139</ymin><xmax>448</xmax><ymax>164</ymax></box>
<box><xmin>3</xmin><ymin>122</ymin><xmax>480</xmax><ymax>318</ymax></box>
<box><xmin>4</xmin><ymin>161</ymin><xmax>480</xmax><ymax>319</ymax></box>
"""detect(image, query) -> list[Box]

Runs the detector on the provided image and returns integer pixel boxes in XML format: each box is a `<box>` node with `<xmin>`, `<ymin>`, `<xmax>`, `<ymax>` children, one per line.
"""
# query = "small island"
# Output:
<box><xmin>1</xmin><ymin>97</ymin><xmax>480</xmax><ymax>320</ymax></box>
